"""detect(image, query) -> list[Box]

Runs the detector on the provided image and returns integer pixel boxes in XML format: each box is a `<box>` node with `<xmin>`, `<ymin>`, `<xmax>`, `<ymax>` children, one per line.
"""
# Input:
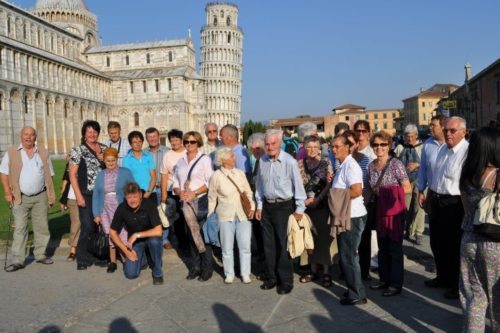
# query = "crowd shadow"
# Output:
<box><xmin>37</xmin><ymin>317</ymin><xmax>138</xmax><ymax>333</ymax></box>
<box><xmin>310</xmin><ymin>288</ymin><xmax>406</xmax><ymax>332</ymax></box>
<box><xmin>213</xmin><ymin>303</ymin><xmax>263</xmax><ymax>333</ymax></box>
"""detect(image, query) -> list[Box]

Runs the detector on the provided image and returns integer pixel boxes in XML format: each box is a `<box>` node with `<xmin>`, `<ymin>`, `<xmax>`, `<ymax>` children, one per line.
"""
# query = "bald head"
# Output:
<box><xmin>20</xmin><ymin>126</ymin><xmax>37</xmax><ymax>149</ymax></box>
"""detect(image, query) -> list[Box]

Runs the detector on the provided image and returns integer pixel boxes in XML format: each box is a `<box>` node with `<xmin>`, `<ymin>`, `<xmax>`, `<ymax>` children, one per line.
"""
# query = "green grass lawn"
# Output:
<box><xmin>0</xmin><ymin>159</ymin><xmax>70</xmax><ymax>240</ymax></box>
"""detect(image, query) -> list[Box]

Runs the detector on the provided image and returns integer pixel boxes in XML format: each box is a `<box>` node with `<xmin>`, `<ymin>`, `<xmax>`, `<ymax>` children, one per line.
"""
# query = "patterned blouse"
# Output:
<box><xmin>298</xmin><ymin>157</ymin><xmax>333</xmax><ymax>198</ymax></box>
<box><xmin>70</xmin><ymin>143</ymin><xmax>107</xmax><ymax>193</ymax></box>
<box><xmin>367</xmin><ymin>158</ymin><xmax>408</xmax><ymax>189</ymax></box>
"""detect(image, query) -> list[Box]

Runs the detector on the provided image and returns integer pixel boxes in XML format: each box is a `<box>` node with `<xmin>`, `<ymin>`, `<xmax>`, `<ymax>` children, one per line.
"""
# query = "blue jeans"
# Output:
<box><xmin>219</xmin><ymin>217</ymin><xmax>252</xmax><ymax>278</ymax></box>
<box><xmin>339</xmin><ymin>215</ymin><xmax>367</xmax><ymax>300</ymax></box>
<box><xmin>123</xmin><ymin>237</ymin><xmax>163</xmax><ymax>279</ymax></box>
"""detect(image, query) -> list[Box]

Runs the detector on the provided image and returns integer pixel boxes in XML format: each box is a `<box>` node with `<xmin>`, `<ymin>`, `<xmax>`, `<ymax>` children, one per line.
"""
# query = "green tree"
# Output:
<box><xmin>242</xmin><ymin>120</ymin><xmax>267</xmax><ymax>145</ymax></box>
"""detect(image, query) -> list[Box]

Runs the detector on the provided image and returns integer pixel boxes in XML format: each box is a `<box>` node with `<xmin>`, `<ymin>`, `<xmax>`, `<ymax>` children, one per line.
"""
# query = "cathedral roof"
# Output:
<box><xmin>34</xmin><ymin>0</ymin><xmax>88</xmax><ymax>11</ymax></box>
<box><xmin>85</xmin><ymin>39</ymin><xmax>191</xmax><ymax>54</ymax></box>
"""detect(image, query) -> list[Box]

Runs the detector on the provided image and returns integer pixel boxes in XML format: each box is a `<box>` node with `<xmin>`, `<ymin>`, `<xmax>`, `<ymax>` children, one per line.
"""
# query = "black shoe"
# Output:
<box><xmin>5</xmin><ymin>263</ymin><xmax>25</xmax><ymax>272</ymax></box>
<box><xmin>277</xmin><ymin>285</ymin><xmax>293</xmax><ymax>295</ymax></box>
<box><xmin>36</xmin><ymin>257</ymin><xmax>54</xmax><ymax>265</ymax></box>
<box><xmin>260</xmin><ymin>280</ymin><xmax>277</xmax><ymax>290</ymax></box>
<box><xmin>370</xmin><ymin>281</ymin><xmax>388</xmax><ymax>290</ymax></box>
<box><xmin>343</xmin><ymin>290</ymin><xmax>348</xmax><ymax>298</ymax></box>
<box><xmin>340</xmin><ymin>298</ymin><xmax>367</xmax><ymax>305</ymax></box>
<box><xmin>153</xmin><ymin>276</ymin><xmax>164</xmax><ymax>285</ymax></box>
<box><xmin>424</xmin><ymin>278</ymin><xmax>446</xmax><ymax>288</ymax></box>
<box><xmin>186</xmin><ymin>269</ymin><xmax>201</xmax><ymax>280</ymax></box>
<box><xmin>198</xmin><ymin>271</ymin><xmax>212</xmax><ymax>282</ymax></box>
<box><xmin>443</xmin><ymin>289</ymin><xmax>459</xmax><ymax>299</ymax></box>
<box><xmin>382</xmin><ymin>287</ymin><xmax>401</xmax><ymax>297</ymax></box>
<box><xmin>107</xmin><ymin>262</ymin><xmax>117</xmax><ymax>273</ymax></box>
<box><xmin>94</xmin><ymin>260</ymin><xmax>108</xmax><ymax>268</ymax></box>
<box><xmin>77</xmin><ymin>264</ymin><xmax>88</xmax><ymax>270</ymax></box>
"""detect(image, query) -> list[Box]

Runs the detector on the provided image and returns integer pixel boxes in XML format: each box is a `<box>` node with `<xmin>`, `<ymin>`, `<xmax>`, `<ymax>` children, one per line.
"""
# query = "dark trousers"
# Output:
<box><xmin>339</xmin><ymin>215</ymin><xmax>367</xmax><ymax>300</ymax></box>
<box><xmin>359</xmin><ymin>203</ymin><xmax>376</xmax><ymax>279</ymax></box>
<box><xmin>429</xmin><ymin>192</ymin><xmax>463</xmax><ymax>290</ymax></box>
<box><xmin>251</xmin><ymin>217</ymin><xmax>267</xmax><ymax>275</ymax></box>
<box><xmin>377</xmin><ymin>236</ymin><xmax>404</xmax><ymax>289</ymax></box>
<box><xmin>169</xmin><ymin>192</ymin><xmax>189</xmax><ymax>250</ymax></box>
<box><xmin>76</xmin><ymin>194</ymin><xmax>97</xmax><ymax>266</ymax></box>
<box><xmin>124</xmin><ymin>237</ymin><xmax>163</xmax><ymax>279</ymax></box>
<box><xmin>186</xmin><ymin>224</ymin><xmax>213</xmax><ymax>273</ymax></box>
<box><xmin>261</xmin><ymin>200</ymin><xmax>294</xmax><ymax>286</ymax></box>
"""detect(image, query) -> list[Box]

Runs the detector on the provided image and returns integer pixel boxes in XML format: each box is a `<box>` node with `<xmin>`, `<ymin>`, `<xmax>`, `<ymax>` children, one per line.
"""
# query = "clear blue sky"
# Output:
<box><xmin>12</xmin><ymin>0</ymin><xmax>500</xmax><ymax>123</ymax></box>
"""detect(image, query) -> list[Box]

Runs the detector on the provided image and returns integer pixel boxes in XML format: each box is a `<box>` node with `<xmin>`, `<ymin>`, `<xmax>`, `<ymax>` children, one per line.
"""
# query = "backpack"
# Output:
<box><xmin>283</xmin><ymin>137</ymin><xmax>298</xmax><ymax>158</ymax></box>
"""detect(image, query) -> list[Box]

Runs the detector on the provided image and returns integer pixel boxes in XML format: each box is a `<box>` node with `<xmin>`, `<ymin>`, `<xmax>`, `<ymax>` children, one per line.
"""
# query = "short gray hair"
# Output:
<box><xmin>214</xmin><ymin>146</ymin><xmax>233</xmax><ymax>167</ymax></box>
<box><xmin>247</xmin><ymin>132</ymin><xmax>265</xmax><ymax>148</ymax></box>
<box><xmin>265</xmin><ymin>129</ymin><xmax>282</xmax><ymax>141</ymax></box>
<box><xmin>447</xmin><ymin>116</ymin><xmax>467</xmax><ymax>129</ymax></box>
<box><xmin>297</xmin><ymin>122</ymin><xmax>317</xmax><ymax>142</ymax></box>
<box><xmin>204</xmin><ymin>122</ymin><xmax>218</xmax><ymax>132</ymax></box>
<box><xmin>404</xmin><ymin>124</ymin><xmax>418</xmax><ymax>135</ymax></box>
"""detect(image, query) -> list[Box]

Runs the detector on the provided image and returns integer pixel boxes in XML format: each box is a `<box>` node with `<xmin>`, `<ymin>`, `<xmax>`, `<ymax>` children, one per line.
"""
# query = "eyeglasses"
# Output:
<box><xmin>305</xmin><ymin>146</ymin><xmax>319</xmax><ymax>150</ymax></box>
<box><xmin>355</xmin><ymin>129</ymin><xmax>369</xmax><ymax>134</ymax></box>
<box><xmin>183</xmin><ymin>140</ymin><xmax>198</xmax><ymax>145</ymax></box>
<box><xmin>206</xmin><ymin>130</ymin><xmax>217</xmax><ymax>134</ymax></box>
<box><xmin>104</xmin><ymin>159</ymin><xmax>117</xmax><ymax>163</ymax></box>
<box><xmin>371</xmin><ymin>143</ymin><xmax>389</xmax><ymax>148</ymax></box>
<box><xmin>443</xmin><ymin>128</ymin><xmax>462</xmax><ymax>134</ymax></box>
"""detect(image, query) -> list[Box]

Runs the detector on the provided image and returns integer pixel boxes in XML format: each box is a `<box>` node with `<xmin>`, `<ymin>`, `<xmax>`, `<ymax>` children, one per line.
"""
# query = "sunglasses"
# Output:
<box><xmin>371</xmin><ymin>143</ymin><xmax>389</xmax><ymax>148</ymax></box>
<box><xmin>443</xmin><ymin>128</ymin><xmax>462</xmax><ymax>134</ymax></box>
<box><xmin>183</xmin><ymin>140</ymin><xmax>198</xmax><ymax>145</ymax></box>
<box><xmin>355</xmin><ymin>129</ymin><xmax>369</xmax><ymax>134</ymax></box>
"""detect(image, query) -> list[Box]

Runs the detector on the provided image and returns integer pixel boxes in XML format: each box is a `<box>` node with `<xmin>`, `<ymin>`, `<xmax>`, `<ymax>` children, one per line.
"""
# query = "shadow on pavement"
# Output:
<box><xmin>310</xmin><ymin>288</ymin><xmax>406</xmax><ymax>332</ymax></box>
<box><xmin>38</xmin><ymin>325</ymin><xmax>61</xmax><ymax>333</ymax></box>
<box><xmin>213</xmin><ymin>303</ymin><xmax>263</xmax><ymax>333</ymax></box>
<box><xmin>108</xmin><ymin>317</ymin><xmax>139</xmax><ymax>333</ymax></box>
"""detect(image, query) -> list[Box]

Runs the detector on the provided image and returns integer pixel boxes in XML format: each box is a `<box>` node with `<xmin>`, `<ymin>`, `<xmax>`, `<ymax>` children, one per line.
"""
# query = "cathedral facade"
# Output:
<box><xmin>0</xmin><ymin>0</ymin><xmax>243</xmax><ymax>154</ymax></box>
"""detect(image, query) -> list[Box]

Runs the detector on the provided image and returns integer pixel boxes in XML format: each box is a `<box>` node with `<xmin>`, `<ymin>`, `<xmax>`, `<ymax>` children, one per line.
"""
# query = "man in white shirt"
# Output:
<box><xmin>1</xmin><ymin>127</ymin><xmax>56</xmax><ymax>272</ymax></box>
<box><xmin>103</xmin><ymin>121</ymin><xmax>131</xmax><ymax>166</ymax></box>
<box><xmin>424</xmin><ymin>116</ymin><xmax>468</xmax><ymax>299</ymax></box>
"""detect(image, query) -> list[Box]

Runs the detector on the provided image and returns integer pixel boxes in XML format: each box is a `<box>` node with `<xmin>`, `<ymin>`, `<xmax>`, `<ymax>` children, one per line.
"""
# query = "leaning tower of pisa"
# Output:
<box><xmin>200</xmin><ymin>2</ymin><xmax>243</xmax><ymax>128</ymax></box>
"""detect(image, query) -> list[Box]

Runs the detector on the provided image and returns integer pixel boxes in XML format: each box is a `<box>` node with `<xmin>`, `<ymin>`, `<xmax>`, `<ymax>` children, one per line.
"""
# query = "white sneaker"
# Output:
<box><xmin>242</xmin><ymin>275</ymin><xmax>252</xmax><ymax>284</ymax></box>
<box><xmin>224</xmin><ymin>276</ymin><xmax>234</xmax><ymax>284</ymax></box>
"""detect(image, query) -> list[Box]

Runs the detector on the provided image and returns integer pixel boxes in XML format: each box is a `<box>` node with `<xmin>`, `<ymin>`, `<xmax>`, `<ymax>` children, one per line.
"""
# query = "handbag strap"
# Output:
<box><xmin>187</xmin><ymin>154</ymin><xmax>206</xmax><ymax>181</ymax></box>
<box><xmin>223</xmin><ymin>171</ymin><xmax>243</xmax><ymax>195</ymax></box>
<box><xmin>374</xmin><ymin>158</ymin><xmax>392</xmax><ymax>192</ymax></box>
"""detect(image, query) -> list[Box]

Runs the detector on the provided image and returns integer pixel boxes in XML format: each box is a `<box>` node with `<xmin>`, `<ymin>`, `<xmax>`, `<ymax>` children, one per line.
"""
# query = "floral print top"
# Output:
<box><xmin>70</xmin><ymin>143</ymin><xmax>107</xmax><ymax>193</ymax></box>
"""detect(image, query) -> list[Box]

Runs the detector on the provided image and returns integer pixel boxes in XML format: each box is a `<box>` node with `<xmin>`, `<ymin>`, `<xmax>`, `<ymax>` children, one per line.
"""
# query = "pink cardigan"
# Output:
<box><xmin>376</xmin><ymin>185</ymin><xmax>407</xmax><ymax>242</ymax></box>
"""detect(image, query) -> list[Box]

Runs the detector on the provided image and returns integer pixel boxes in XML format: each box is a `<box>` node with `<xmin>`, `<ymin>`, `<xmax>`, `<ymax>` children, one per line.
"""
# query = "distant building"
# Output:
<box><xmin>0</xmin><ymin>0</ymin><xmax>243</xmax><ymax>155</ymax></box>
<box><xmin>270</xmin><ymin>105</ymin><xmax>400</xmax><ymax>138</ymax></box>
<box><xmin>448</xmin><ymin>60</ymin><xmax>500</xmax><ymax>130</ymax></box>
<box><xmin>402</xmin><ymin>84</ymin><xmax>458</xmax><ymax>131</ymax></box>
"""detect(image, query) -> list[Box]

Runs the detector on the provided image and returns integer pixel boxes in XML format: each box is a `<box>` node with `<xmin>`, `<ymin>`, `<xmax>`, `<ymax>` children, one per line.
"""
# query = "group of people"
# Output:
<box><xmin>1</xmin><ymin>115</ymin><xmax>498</xmax><ymax>332</ymax></box>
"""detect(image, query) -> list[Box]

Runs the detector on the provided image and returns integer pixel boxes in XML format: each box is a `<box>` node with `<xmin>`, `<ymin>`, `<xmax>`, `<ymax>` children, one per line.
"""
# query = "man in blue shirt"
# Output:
<box><xmin>220</xmin><ymin>124</ymin><xmax>251</xmax><ymax>176</ymax></box>
<box><xmin>255</xmin><ymin>129</ymin><xmax>307</xmax><ymax>294</ymax></box>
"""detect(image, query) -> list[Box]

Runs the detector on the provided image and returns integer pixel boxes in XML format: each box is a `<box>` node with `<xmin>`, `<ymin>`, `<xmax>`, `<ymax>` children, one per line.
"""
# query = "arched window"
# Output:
<box><xmin>227</xmin><ymin>33</ymin><xmax>231</xmax><ymax>44</ymax></box>
<box><xmin>213</xmin><ymin>17</ymin><xmax>218</xmax><ymax>26</ymax></box>
<box><xmin>226</xmin><ymin>16</ymin><xmax>231</xmax><ymax>26</ymax></box>
<box><xmin>220</xmin><ymin>10</ymin><xmax>224</xmax><ymax>18</ymax></box>
<box><xmin>134</xmin><ymin>112</ymin><xmax>139</xmax><ymax>127</ymax></box>
<box><xmin>46</xmin><ymin>99</ymin><xmax>50</xmax><ymax>116</ymax></box>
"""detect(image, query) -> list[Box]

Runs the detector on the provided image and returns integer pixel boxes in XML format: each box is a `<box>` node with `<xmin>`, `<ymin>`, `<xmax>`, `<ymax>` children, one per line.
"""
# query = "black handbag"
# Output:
<box><xmin>87</xmin><ymin>224</ymin><xmax>109</xmax><ymax>258</ymax></box>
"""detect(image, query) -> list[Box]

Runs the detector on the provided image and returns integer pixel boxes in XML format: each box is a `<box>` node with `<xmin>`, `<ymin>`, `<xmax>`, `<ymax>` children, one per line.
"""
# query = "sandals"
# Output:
<box><xmin>299</xmin><ymin>273</ymin><xmax>318</xmax><ymax>283</ymax></box>
<box><xmin>5</xmin><ymin>263</ymin><xmax>25</xmax><ymax>272</ymax></box>
<box><xmin>322</xmin><ymin>274</ymin><xmax>332</xmax><ymax>288</ymax></box>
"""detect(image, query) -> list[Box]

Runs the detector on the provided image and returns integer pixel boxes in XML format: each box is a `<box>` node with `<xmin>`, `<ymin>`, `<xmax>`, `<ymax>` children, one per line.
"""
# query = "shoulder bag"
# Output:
<box><xmin>185</xmin><ymin>154</ymin><xmax>208</xmax><ymax>221</ymax></box>
<box><xmin>473</xmin><ymin>168</ymin><xmax>500</xmax><ymax>240</ymax></box>
<box><xmin>223</xmin><ymin>172</ymin><xmax>253</xmax><ymax>218</ymax></box>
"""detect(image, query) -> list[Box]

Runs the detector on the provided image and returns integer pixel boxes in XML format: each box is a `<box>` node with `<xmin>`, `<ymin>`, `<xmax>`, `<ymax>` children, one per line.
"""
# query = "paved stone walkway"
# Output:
<box><xmin>0</xmin><ymin>234</ymin><xmax>464</xmax><ymax>333</ymax></box>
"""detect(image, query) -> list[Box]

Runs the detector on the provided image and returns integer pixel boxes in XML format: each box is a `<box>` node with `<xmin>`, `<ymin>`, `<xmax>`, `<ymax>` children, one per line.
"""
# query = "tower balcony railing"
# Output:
<box><xmin>200</xmin><ymin>25</ymin><xmax>244</xmax><ymax>33</ymax></box>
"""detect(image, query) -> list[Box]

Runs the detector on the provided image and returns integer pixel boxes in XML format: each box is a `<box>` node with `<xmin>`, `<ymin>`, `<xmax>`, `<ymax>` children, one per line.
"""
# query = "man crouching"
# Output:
<box><xmin>110</xmin><ymin>182</ymin><xmax>164</xmax><ymax>285</ymax></box>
